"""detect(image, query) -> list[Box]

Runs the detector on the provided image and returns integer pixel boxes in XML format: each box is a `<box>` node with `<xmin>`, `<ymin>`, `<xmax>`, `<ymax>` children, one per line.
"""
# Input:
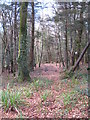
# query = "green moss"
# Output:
<box><xmin>18</xmin><ymin>2</ymin><xmax>30</xmax><ymax>81</ymax></box>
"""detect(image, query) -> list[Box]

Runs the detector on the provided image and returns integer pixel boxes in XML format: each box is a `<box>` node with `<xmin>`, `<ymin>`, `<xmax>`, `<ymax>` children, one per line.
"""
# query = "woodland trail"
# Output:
<box><xmin>31</xmin><ymin>63</ymin><xmax>61</xmax><ymax>81</ymax></box>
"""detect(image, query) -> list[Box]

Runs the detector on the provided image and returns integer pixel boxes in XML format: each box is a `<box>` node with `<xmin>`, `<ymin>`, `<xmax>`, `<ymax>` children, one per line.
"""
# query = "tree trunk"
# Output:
<box><xmin>58</xmin><ymin>30</ymin><xmax>65</xmax><ymax>68</ymax></box>
<box><xmin>6</xmin><ymin>44</ymin><xmax>10</xmax><ymax>73</ymax></box>
<box><xmin>18</xmin><ymin>2</ymin><xmax>30</xmax><ymax>81</ymax></box>
<box><xmin>73</xmin><ymin>5</ymin><xmax>76</xmax><ymax>66</ymax></box>
<box><xmin>69</xmin><ymin>3</ymin><xmax>74</xmax><ymax>66</ymax></box>
<box><xmin>65</xmin><ymin>3</ymin><xmax>68</xmax><ymax>69</ymax></box>
<box><xmin>2</xmin><ymin>11</ymin><xmax>8</xmax><ymax>72</ymax></box>
<box><xmin>72</xmin><ymin>41</ymin><xmax>90</xmax><ymax>72</ymax></box>
<box><xmin>2</xmin><ymin>43</ymin><xmax>4</xmax><ymax>72</ymax></box>
<box><xmin>39</xmin><ymin>28</ymin><xmax>43</xmax><ymax>67</ymax></box>
<box><xmin>77</xmin><ymin>5</ymin><xmax>84</xmax><ymax>69</ymax></box>
<box><xmin>2</xmin><ymin>39</ymin><xmax>5</xmax><ymax>72</ymax></box>
<box><xmin>30</xmin><ymin>2</ymin><xmax>35</xmax><ymax>71</ymax></box>
<box><xmin>10</xmin><ymin>26</ymin><xmax>13</xmax><ymax>73</ymax></box>
<box><xmin>13</xmin><ymin>2</ymin><xmax>17</xmax><ymax>76</ymax></box>
<box><xmin>88</xmin><ymin>2</ymin><xmax>90</xmax><ymax>87</ymax></box>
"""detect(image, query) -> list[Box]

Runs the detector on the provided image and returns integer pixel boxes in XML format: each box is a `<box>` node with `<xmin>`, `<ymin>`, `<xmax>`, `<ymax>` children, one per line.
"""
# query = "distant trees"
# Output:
<box><xmin>0</xmin><ymin>2</ymin><xmax>37</xmax><ymax>75</ymax></box>
<box><xmin>52</xmin><ymin>2</ymin><xmax>89</xmax><ymax>70</ymax></box>
<box><xmin>1</xmin><ymin>3</ymin><xmax>14</xmax><ymax>73</ymax></box>
<box><xmin>0</xmin><ymin>1</ymin><xmax>89</xmax><ymax>80</ymax></box>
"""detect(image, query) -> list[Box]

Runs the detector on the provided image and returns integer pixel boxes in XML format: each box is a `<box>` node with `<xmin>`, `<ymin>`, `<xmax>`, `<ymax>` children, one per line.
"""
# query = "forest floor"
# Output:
<box><xmin>0</xmin><ymin>63</ymin><xmax>89</xmax><ymax>119</ymax></box>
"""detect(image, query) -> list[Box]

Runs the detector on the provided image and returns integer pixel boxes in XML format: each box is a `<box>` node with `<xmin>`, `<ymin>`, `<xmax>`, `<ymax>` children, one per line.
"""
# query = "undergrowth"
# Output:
<box><xmin>62</xmin><ymin>90</ymin><xmax>79</xmax><ymax>106</ymax></box>
<box><xmin>41</xmin><ymin>90</ymin><xmax>51</xmax><ymax>102</ymax></box>
<box><xmin>2</xmin><ymin>84</ymin><xmax>21</xmax><ymax>111</ymax></box>
<box><xmin>31</xmin><ymin>78</ymin><xmax>53</xmax><ymax>91</ymax></box>
<box><xmin>60</xmin><ymin>66</ymin><xmax>88</xmax><ymax>114</ymax></box>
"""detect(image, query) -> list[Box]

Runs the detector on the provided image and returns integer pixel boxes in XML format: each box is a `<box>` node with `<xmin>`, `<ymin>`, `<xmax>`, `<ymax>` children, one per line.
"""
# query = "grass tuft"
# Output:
<box><xmin>2</xmin><ymin>84</ymin><xmax>21</xmax><ymax>111</ymax></box>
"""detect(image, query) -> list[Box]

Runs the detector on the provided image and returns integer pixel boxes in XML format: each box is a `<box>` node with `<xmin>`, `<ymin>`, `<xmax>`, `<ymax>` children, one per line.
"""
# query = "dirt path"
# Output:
<box><xmin>31</xmin><ymin>63</ymin><xmax>60</xmax><ymax>81</ymax></box>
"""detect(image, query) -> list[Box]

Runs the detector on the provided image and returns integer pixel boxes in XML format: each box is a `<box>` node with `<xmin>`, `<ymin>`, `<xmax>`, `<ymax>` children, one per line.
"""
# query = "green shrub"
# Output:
<box><xmin>2</xmin><ymin>84</ymin><xmax>21</xmax><ymax>111</ymax></box>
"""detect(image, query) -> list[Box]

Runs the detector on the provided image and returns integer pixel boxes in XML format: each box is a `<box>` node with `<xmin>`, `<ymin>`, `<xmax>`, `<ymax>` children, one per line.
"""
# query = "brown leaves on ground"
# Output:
<box><xmin>31</xmin><ymin>63</ymin><xmax>60</xmax><ymax>81</ymax></box>
<box><xmin>1</xmin><ymin>63</ymin><xmax>89</xmax><ymax>119</ymax></box>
